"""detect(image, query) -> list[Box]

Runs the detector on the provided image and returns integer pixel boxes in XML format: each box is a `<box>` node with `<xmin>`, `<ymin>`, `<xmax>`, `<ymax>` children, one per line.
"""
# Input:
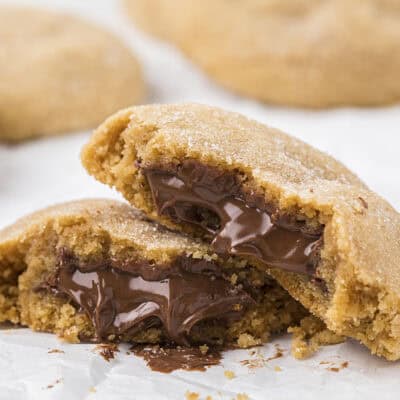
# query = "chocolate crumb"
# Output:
<box><xmin>48</xmin><ymin>349</ymin><xmax>64</xmax><ymax>354</ymax></box>
<box><xmin>95</xmin><ymin>343</ymin><xmax>119</xmax><ymax>362</ymax></box>
<box><xmin>240</xmin><ymin>345</ymin><xmax>285</xmax><ymax>370</ymax></box>
<box><xmin>44</xmin><ymin>378</ymin><xmax>62</xmax><ymax>390</ymax></box>
<box><xmin>321</xmin><ymin>360</ymin><xmax>349</xmax><ymax>372</ymax></box>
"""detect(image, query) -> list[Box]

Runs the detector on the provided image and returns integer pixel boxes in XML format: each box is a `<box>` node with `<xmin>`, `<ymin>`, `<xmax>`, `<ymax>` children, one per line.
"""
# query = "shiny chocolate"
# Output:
<box><xmin>143</xmin><ymin>161</ymin><xmax>322</xmax><ymax>275</ymax></box>
<box><xmin>42</xmin><ymin>251</ymin><xmax>254</xmax><ymax>345</ymax></box>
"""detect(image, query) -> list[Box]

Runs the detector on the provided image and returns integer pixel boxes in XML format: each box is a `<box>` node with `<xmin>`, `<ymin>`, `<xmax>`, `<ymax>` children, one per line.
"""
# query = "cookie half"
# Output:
<box><xmin>0</xmin><ymin>198</ymin><xmax>308</xmax><ymax>347</ymax></box>
<box><xmin>0</xmin><ymin>6</ymin><xmax>144</xmax><ymax>141</ymax></box>
<box><xmin>124</xmin><ymin>0</ymin><xmax>400</xmax><ymax>107</ymax></box>
<box><xmin>82</xmin><ymin>103</ymin><xmax>400</xmax><ymax>360</ymax></box>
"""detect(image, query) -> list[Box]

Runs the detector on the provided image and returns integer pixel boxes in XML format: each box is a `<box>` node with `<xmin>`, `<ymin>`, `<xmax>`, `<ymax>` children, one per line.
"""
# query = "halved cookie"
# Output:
<box><xmin>82</xmin><ymin>103</ymin><xmax>400</xmax><ymax>360</ymax></box>
<box><xmin>0</xmin><ymin>199</ymin><xmax>307</xmax><ymax>347</ymax></box>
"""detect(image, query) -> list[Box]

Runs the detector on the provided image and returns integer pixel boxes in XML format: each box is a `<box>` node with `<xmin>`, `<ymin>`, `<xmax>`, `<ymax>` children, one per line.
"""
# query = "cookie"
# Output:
<box><xmin>0</xmin><ymin>6</ymin><xmax>144</xmax><ymax>141</ymax></box>
<box><xmin>82</xmin><ymin>103</ymin><xmax>400</xmax><ymax>360</ymax></box>
<box><xmin>124</xmin><ymin>0</ymin><xmax>400</xmax><ymax>107</ymax></box>
<box><xmin>0</xmin><ymin>198</ymin><xmax>309</xmax><ymax>347</ymax></box>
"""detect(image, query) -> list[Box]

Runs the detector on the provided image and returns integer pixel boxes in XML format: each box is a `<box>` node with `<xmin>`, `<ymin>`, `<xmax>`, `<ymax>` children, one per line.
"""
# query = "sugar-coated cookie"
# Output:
<box><xmin>124</xmin><ymin>0</ymin><xmax>400</xmax><ymax>107</ymax></box>
<box><xmin>83</xmin><ymin>103</ymin><xmax>400</xmax><ymax>360</ymax></box>
<box><xmin>0</xmin><ymin>6</ymin><xmax>144</xmax><ymax>141</ymax></box>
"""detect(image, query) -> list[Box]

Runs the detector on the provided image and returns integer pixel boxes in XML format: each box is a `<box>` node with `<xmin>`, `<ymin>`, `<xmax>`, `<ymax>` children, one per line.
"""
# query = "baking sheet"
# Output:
<box><xmin>1</xmin><ymin>0</ymin><xmax>400</xmax><ymax>398</ymax></box>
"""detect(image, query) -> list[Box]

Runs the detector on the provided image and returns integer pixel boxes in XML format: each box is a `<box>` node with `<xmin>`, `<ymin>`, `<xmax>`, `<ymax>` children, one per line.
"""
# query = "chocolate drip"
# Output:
<box><xmin>41</xmin><ymin>251</ymin><xmax>254</xmax><ymax>345</ymax></box>
<box><xmin>143</xmin><ymin>161</ymin><xmax>322</xmax><ymax>276</ymax></box>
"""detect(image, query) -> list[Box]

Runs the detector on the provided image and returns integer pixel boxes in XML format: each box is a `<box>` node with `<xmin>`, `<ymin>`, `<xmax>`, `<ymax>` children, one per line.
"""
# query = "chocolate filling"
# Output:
<box><xmin>40</xmin><ymin>250</ymin><xmax>254</xmax><ymax>345</ymax></box>
<box><xmin>143</xmin><ymin>161</ymin><xmax>323</xmax><ymax>276</ymax></box>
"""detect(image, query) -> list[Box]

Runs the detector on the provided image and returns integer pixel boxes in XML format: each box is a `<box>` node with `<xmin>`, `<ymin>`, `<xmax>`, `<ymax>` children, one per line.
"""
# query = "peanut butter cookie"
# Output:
<box><xmin>0</xmin><ymin>6</ymin><xmax>144</xmax><ymax>141</ymax></box>
<box><xmin>124</xmin><ymin>0</ymin><xmax>400</xmax><ymax>107</ymax></box>
<box><xmin>82</xmin><ymin>103</ymin><xmax>400</xmax><ymax>360</ymax></box>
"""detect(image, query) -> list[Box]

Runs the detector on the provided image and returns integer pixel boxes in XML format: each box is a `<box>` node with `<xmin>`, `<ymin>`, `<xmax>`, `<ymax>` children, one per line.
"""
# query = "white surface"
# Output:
<box><xmin>0</xmin><ymin>0</ymin><xmax>400</xmax><ymax>399</ymax></box>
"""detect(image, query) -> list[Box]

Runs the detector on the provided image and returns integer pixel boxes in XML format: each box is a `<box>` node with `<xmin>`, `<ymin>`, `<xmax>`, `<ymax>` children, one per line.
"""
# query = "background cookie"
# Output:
<box><xmin>0</xmin><ymin>6</ymin><xmax>144</xmax><ymax>141</ymax></box>
<box><xmin>124</xmin><ymin>0</ymin><xmax>400</xmax><ymax>108</ymax></box>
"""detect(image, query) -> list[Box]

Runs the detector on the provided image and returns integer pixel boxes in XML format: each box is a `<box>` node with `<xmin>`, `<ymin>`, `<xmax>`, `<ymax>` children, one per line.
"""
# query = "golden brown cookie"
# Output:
<box><xmin>0</xmin><ymin>198</ymin><xmax>307</xmax><ymax>347</ymax></box>
<box><xmin>82</xmin><ymin>103</ymin><xmax>400</xmax><ymax>360</ymax></box>
<box><xmin>0</xmin><ymin>6</ymin><xmax>144</xmax><ymax>141</ymax></box>
<box><xmin>124</xmin><ymin>0</ymin><xmax>400</xmax><ymax>108</ymax></box>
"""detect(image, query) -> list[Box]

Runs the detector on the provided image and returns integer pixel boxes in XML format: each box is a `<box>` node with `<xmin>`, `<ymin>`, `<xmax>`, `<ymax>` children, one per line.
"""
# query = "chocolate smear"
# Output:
<box><xmin>131</xmin><ymin>344</ymin><xmax>222</xmax><ymax>373</ymax></box>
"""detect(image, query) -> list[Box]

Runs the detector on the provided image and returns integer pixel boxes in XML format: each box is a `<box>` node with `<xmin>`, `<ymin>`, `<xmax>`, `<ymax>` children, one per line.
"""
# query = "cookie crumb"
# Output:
<box><xmin>230</xmin><ymin>273</ymin><xmax>238</xmax><ymax>285</ymax></box>
<box><xmin>274</xmin><ymin>366</ymin><xmax>282</xmax><ymax>372</ymax></box>
<box><xmin>237</xmin><ymin>333</ymin><xmax>261</xmax><ymax>348</ymax></box>
<box><xmin>224</xmin><ymin>370</ymin><xmax>236</xmax><ymax>380</ymax></box>
<box><xmin>236</xmin><ymin>394</ymin><xmax>249</xmax><ymax>400</ymax></box>
<box><xmin>205</xmin><ymin>396</ymin><xmax>213</xmax><ymax>400</ymax></box>
<box><xmin>89</xmin><ymin>387</ymin><xmax>96</xmax><ymax>393</ymax></box>
<box><xmin>185</xmin><ymin>391</ymin><xmax>200</xmax><ymax>400</ymax></box>
<box><xmin>289</xmin><ymin>316</ymin><xmax>345</xmax><ymax>359</ymax></box>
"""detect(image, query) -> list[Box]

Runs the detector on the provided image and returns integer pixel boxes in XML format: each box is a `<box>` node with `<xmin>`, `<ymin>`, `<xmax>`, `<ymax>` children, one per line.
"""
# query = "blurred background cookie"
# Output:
<box><xmin>0</xmin><ymin>6</ymin><xmax>145</xmax><ymax>141</ymax></box>
<box><xmin>124</xmin><ymin>0</ymin><xmax>400</xmax><ymax>108</ymax></box>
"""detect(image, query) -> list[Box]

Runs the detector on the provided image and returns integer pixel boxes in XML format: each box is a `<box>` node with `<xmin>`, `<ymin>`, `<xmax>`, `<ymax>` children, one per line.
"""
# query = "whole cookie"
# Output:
<box><xmin>124</xmin><ymin>0</ymin><xmax>400</xmax><ymax>108</ymax></box>
<box><xmin>0</xmin><ymin>6</ymin><xmax>144</xmax><ymax>141</ymax></box>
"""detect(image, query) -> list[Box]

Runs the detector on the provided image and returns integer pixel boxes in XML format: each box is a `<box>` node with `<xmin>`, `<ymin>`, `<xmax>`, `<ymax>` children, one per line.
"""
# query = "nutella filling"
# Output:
<box><xmin>143</xmin><ymin>161</ymin><xmax>323</xmax><ymax>276</ymax></box>
<box><xmin>41</xmin><ymin>251</ymin><xmax>254</xmax><ymax>345</ymax></box>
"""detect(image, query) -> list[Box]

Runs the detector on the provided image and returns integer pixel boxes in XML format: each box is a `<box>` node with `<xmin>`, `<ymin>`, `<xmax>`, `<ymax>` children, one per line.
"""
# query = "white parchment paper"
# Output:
<box><xmin>1</xmin><ymin>1</ymin><xmax>400</xmax><ymax>398</ymax></box>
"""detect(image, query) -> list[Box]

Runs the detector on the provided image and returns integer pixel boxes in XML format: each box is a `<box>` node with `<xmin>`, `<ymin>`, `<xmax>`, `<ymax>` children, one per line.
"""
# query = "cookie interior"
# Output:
<box><xmin>0</xmin><ymin>201</ymin><xmax>308</xmax><ymax>348</ymax></box>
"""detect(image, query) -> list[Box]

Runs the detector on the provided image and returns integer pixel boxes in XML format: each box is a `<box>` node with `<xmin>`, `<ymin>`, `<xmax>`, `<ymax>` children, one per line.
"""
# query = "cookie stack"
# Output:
<box><xmin>1</xmin><ymin>103</ymin><xmax>400</xmax><ymax>362</ymax></box>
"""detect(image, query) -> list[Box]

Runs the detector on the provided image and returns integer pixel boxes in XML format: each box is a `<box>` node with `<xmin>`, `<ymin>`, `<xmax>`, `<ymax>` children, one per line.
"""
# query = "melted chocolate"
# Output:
<box><xmin>143</xmin><ymin>161</ymin><xmax>322</xmax><ymax>276</ymax></box>
<box><xmin>131</xmin><ymin>345</ymin><xmax>222</xmax><ymax>373</ymax></box>
<box><xmin>41</xmin><ymin>251</ymin><xmax>254</xmax><ymax>345</ymax></box>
